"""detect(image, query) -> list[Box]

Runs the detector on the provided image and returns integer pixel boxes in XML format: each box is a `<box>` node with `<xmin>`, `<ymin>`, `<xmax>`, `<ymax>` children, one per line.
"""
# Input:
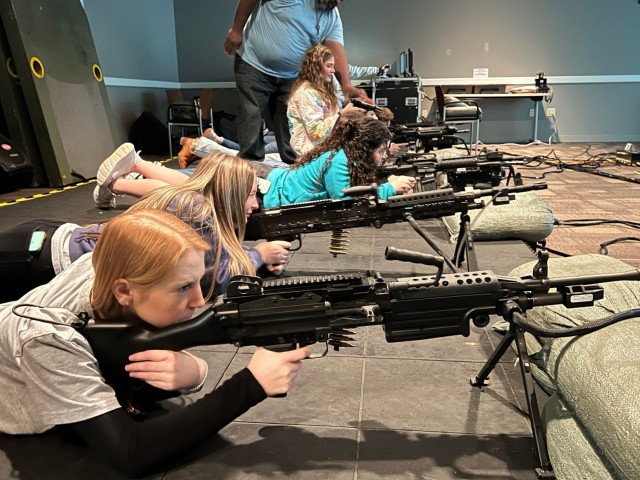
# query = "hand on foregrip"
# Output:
<box><xmin>265</xmin><ymin>264</ymin><xmax>286</xmax><ymax>274</ymax></box>
<box><xmin>342</xmin><ymin>102</ymin><xmax>366</xmax><ymax>115</ymax></box>
<box><xmin>248</xmin><ymin>347</ymin><xmax>309</xmax><ymax>397</ymax></box>
<box><xmin>126</xmin><ymin>350</ymin><xmax>205</xmax><ymax>391</ymax></box>
<box><xmin>388</xmin><ymin>175</ymin><xmax>417</xmax><ymax>195</ymax></box>
<box><xmin>389</xmin><ymin>143</ymin><xmax>408</xmax><ymax>156</ymax></box>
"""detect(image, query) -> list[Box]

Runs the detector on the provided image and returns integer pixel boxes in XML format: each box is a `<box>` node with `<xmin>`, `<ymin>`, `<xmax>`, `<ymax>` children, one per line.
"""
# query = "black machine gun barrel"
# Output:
<box><xmin>78</xmin><ymin>251</ymin><xmax>640</xmax><ymax>411</ymax></box>
<box><xmin>244</xmin><ymin>182</ymin><xmax>547</xmax><ymax>244</ymax></box>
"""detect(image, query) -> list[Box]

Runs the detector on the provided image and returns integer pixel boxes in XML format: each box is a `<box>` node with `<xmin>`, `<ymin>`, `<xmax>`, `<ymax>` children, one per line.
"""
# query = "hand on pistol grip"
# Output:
<box><xmin>248</xmin><ymin>345</ymin><xmax>309</xmax><ymax>399</ymax></box>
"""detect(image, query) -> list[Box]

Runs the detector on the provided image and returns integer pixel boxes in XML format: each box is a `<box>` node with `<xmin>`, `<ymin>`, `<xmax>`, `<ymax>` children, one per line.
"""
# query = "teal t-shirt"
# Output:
<box><xmin>263</xmin><ymin>149</ymin><xmax>396</xmax><ymax>208</ymax></box>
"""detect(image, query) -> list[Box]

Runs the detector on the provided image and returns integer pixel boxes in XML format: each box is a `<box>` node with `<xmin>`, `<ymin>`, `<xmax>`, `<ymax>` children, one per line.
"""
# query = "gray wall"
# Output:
<box><xmin>175</xmin><ymin>0</ymin><xmax>236</xmax><ymax>82</ymax></box>
<box><xmin>85</xmin><ymin>0</ymin><xmax>178</xmax><ymax>81</ymax></box>
<box><xmin>84</xmin><ymin>0</ymin><xmax>640</xmax><ymax>144</ymax></box>
<box><xmin>340</xmin><ymin>0</ymin><xmax>640</xmax><ymax>78</ymax></box>
<box><xmin>83</xmin><ymin>0</ymin><xmax>178</xmax><ymax>142</ymax></box>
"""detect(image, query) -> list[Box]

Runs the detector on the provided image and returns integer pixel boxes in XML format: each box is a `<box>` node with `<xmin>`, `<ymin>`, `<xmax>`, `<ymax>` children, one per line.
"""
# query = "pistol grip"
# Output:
<box><xmin>266</xmin><ymin>343</ymin><xmax>296</xmax><ymax>398</ymax></box>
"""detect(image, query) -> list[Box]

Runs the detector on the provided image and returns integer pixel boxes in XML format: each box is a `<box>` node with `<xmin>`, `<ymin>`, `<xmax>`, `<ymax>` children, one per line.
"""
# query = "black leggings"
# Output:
<box><xmin>67</xmin><ymin>368</ymin><xmax>264</xmax><ymax>477</ymax></box>
<box><xmin>0</xmin><ymin>219</ymin><xmax>64</xmax><ymax>302</ymax></box>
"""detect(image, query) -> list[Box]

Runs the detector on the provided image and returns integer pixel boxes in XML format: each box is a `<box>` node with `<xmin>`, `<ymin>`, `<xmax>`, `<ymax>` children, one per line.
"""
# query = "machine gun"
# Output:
<box><xmin>350</xmin><ymin>98</ymin><xmax>381</xmax><ymax>113</ymax></box>
<box><xmin>390</xmin><ymin>123</ymin><xmax>461</xmax><ymax>152</ymax></box>
<box><xmin>244</xmin><ymin>182</ymin><xmax>548</xmax><ymax>255</ymax></box>
<box><xmin>78</xmin><ymin>249</ymin><xmax>640</xmax><ymax>477</ymax></box>
<box><xmin>377</xmin><ymin>152</ymin><xmax>527</xmax><ymax>192</ymax></box>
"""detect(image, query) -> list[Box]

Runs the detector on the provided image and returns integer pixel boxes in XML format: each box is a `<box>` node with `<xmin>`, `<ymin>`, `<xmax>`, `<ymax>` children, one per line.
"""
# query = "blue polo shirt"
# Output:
<box><xmin>239</xmin><ymin>0</ymin><xmax>344</xmax><ymax>79</ymax></box>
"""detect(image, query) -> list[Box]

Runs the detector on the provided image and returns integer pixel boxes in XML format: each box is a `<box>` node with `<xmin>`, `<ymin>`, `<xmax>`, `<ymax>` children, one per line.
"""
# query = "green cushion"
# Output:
<box><xmin>547</xmin><ymin>321</ymin><xmax>640</xmax><ymax>479</ymax></box>
<box><xmin>508</xmin><ymin>254</ymin><xmax>640</xmax><ymax>347</ymax></box>
<box><xmin>441</xmin><ymin>192</ymin><xmax>554</xmax><ymax>242</ymax></box>
<box><xmin>508</xmin><ymin>254</ymin><xmax>640</xmax><ymax>479</ymax></box>
<box><xmin>431</xmin><ymin>148</ymin><xmax>467</xmax><ymax>160</ymax></box>
<box><xmin>544</xmin><ymin>395</ymin><xmax>616</xmax><ymax>480</ymax></box>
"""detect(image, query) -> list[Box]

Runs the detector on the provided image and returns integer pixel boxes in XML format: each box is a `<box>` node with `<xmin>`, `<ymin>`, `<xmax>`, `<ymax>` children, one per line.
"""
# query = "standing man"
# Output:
<box><xmin>223</xmin><ymin>0</ymin><xmax>366</xmax><ymax>164</ymax></box>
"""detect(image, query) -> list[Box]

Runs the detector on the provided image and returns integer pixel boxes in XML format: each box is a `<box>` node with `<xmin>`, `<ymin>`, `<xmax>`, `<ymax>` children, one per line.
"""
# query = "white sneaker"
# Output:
<box><xmin>97</xmin><ymin>143</ymin><xmax>140</xmax><ymax>187</ymax></box>
<box><xmin>203</xmin><ymin>128</ymin><xmax>222</xmax><ymax>143</ymax></box>
<box><xmin>93</xmin><ymin>184</ymin><xmax>116</xmax><ymax>209</ymax></box>
<box><xmin>257</xmin><ymin>177</ymin><xmax>271</xmax><ymax>194</ymax></box>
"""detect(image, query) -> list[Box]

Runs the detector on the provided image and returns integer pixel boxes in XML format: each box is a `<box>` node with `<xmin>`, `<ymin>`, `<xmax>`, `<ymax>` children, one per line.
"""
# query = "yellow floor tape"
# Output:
<box><xmin>0</xmin><ymin>179</ymin><xmax>96</xmax><ymax>208</ymax></box>
<box><xmin>0</xmin><ymin>156</ymin><xmax>175</xmax><ymax>208</ymax></box>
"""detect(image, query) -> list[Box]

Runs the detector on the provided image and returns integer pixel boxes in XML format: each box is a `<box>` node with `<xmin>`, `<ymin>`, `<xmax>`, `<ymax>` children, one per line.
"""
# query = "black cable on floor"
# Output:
<box><xmin>555</xmin><ymin>218</ymin><xmax>640</xmax><ymax>232</ymax></box>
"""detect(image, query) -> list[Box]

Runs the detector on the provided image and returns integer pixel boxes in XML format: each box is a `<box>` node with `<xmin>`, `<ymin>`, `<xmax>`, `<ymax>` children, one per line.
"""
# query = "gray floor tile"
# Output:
<box><xmin>356</xmin><ymin>430</ymin><xmax>538</xmax><ymax>479</ymax></box>
<box><xmin>164</xmin><ymin>423</ymin><xmax>358</xmax><ymax>479</ymax></box>
<box><xmin>361</xmin><ymin>358</ymin><xmax>531</xmax><ymax>435</ymax></box>
<box><xmin>288</xmin><ymin>253</ymin><xmax>375</xmax><ymax>271</ymax></box>
<box><xmin>222</xmin><ymin>353</ymin><xmax>365</xmax><ymax>427</ymax></box>
<box><xmin>475</xmin><ymin>240</ymin><xmax>537</xmax><ymax>273</ymax></box>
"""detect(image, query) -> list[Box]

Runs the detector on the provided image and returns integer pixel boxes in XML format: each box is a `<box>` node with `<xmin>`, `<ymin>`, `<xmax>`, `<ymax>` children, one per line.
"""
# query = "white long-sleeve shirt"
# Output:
<box><xmin>334</xmin><ymin>64</ymin><xmax>379</xmax><ymax>105</ymax></box>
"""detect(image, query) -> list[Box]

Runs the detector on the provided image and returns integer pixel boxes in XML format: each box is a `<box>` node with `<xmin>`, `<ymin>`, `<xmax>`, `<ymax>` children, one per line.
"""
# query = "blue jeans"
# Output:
<box><xmin>220</xmin><ymin>138</ymin><xmax>240</xmax><ymax>150</ymax></box>
<box><xmin>263</xmin><ymin>133</ymin><xmax>279</xmax><ymax>154</ymax></box>
<box><xmin>234</xmin><ymin>55</ymin><xmax>296</xmax><ymax>164</ymax></box>
<box><xmin>180</xmin><ymin>158</ymin><xmax>281</xmax><ymax>179</ymax></box>
<box><xmin>221</xmin><ymin>137</ymin><xmax>278</xmax><ymax>154</ymax></box>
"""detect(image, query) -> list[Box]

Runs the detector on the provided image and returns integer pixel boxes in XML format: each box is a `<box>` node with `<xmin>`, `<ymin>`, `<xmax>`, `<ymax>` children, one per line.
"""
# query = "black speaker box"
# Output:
<box><xmin>0</xmin><ymin>134</ymin><xmax>33</xmax><ymax>191</ymax></box>
<box><xmin>129</xmin><ymin>111</ymin><xmax>169</xmax><ymax>155</ymax></box>
<box><xmin>373</xmin><ymin>78</ymin><xmax>421</xmax><ymax>124</ymax></box>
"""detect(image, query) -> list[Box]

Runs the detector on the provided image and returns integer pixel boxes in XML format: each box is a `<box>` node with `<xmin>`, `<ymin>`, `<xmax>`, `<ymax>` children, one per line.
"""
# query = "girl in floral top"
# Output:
<box><xmin>287</xmin><ymin>44</ymin><xmax>363</xmax><ymax>157</ymax></box>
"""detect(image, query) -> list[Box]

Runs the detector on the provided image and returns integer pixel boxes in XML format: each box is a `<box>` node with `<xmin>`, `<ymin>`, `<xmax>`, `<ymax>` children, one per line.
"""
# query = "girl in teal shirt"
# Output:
<box><xmin>261</xmin><ymin>115</ymin><xmax>416</xmax><ymax>209</ymax></box>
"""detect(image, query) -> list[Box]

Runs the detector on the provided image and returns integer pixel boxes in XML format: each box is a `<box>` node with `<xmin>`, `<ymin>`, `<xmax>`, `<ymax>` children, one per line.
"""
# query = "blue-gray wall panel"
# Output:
<box><xmin>85</xmin><ymin>0</ymin><xmax>640</xmax><ymax>144</ymax></box>
<box><xmin>84</xmin><ymin>0</ymin><xmax>178</xmax><ymax>81</ymax></box>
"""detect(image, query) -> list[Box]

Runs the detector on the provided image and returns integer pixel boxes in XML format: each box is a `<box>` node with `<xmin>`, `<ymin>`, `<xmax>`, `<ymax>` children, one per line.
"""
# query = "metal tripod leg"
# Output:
<box><xmin>471</xmin><ymin>325</ymin><xmax>555</xmax><ymax>479</ymax></box>
<box><xmin>453</xmin><ymin>213</ymin><xmax>479</xmax><ymax>271</ymax></box>
<box><xmin>405</xmin><ymin>214</ymin><xmax>459</xmax><ymax>273</ymax></box>
<box><xmin>470</xmin><ymin>324</ymin><xmax>515</xmax><ymax>388</ymax></box>
<box><xmin>513</xmin><ymin>328</ymin><xmax>555</xmax><ymax>478</ymax></box>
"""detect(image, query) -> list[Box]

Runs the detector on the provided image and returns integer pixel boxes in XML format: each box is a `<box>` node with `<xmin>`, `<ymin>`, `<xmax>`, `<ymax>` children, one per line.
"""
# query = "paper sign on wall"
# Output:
<box><xmin>473</xmin><ymin>68</ymin><xmax>489</xmax><ymax>79</ymax></box>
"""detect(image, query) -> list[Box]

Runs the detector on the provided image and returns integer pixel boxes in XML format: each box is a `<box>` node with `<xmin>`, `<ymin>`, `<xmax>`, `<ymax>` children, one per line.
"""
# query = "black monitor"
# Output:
<box><xmin>398</xmin><ymin>51</ymin><xmax>407</xmax><ymax>77</ymax></box>
<box><xmin>407</xmin><ymin>48</ymin><xmax>414</xmax><ymax>77</ymax></box>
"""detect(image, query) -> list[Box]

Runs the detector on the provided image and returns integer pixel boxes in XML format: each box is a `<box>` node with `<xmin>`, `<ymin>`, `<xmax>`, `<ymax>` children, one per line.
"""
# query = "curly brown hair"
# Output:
<box><xmin>290</xmin><ymin>44</ymin><xmax>339</xmax><ymax>114</ymax></box>
<box><xmin>376</xmin><ymin>107</ymin><xmax>394</xmax><ymax>122</ymax></box>
<box><xmin>293</xmin><ymin>114</ymin><xmax>391</xmax><ymax>188</ymax></box>
<box><xmin>315</xmin><ymin>0</ymin><xmax>340</xmax><ymax>11</ymax></box>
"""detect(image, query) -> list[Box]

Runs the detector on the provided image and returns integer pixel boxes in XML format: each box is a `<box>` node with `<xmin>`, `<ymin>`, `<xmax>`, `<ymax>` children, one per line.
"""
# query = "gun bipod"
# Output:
<box><xmin>452</xmin><ymin>212</ymin><xmax>479</xmax><ymax>272</ymax></box>
<box><xmin>403</xmin><ymin>213</ymin><xmax>459</xmax><ymax>273</ymax></box>
<box><xmin>470</xmin><ymin>317</ymin><xmax>555</xmax><ymax>479</ymax></box>
<box><xmin>401</xmin><ymin>209</ymin><xmax>478</xmax><ymax>273</ymax></box>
